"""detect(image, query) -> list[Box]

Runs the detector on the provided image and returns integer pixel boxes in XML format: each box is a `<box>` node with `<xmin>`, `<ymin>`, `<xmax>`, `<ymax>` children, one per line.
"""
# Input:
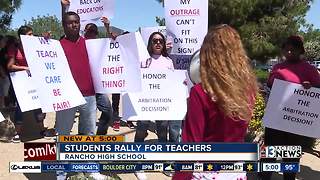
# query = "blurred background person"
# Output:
<box><xmin>6</xmin><ymin>26</ymin><xmax>47</xmax><ymax>142</ymax></box>
<box><xmin>0</xmin><ymin>35</ymin><xmax>11</xmax><ymax>109</ymax></box>
<box><xmin>260</xmin><ymin>35</ymin><xmax>320</xmax><ymax>180</ymax></box>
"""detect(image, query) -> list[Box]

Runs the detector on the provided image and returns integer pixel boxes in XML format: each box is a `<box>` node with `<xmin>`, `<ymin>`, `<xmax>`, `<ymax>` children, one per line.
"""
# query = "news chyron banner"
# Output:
<box><xmin>10</xmin><ymin>161</ymin><xmax>301</xmax><ymax>173</ymax></box>
<box><xmin>263</xmin><ymin>79</ymin><xmax>320</xmax><ymax>138</ymax></box>
<box><xmin>57</xmin><ymin>143</ymin><xmax>258</xmax><ymax>161</ymax></box>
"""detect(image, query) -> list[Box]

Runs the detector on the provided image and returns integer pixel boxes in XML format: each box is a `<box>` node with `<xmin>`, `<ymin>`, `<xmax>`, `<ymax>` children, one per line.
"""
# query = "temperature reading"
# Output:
<box><xmin>285</xmin><ymin>164</ymin><xmax>294</xmax><ymax>171</ymax></box>
<box><xmin>153</xmin><ymin>163</ymin><xmax>163</xmax><ymax>171</ymax></box>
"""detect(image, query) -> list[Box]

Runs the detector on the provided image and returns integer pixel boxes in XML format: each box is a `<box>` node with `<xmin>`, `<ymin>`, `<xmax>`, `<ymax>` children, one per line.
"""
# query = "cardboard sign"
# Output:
<box><xmin>165</xmin><ymin>0</ymin><xmax>208</xmax><ymax>55</ymax></box>
<box><xmin>122</xmin><ymin>69</ymin><xmax>188</xmax><ymax>120</ymax></box>
<box><xmin>68</xmin><ymin>0</ymin><xmax>114</xmax><ymax>21</ymax></box>
<box><xmin>263</xmin><ymin>79</ymin><xmax>320</xmax><ymax>138</ymax></box>
<box><xmin>20</xmin><ymin>35</ymin><xmax>86</xmax><ymax>112</ymax></box>
<box><xmin>9</xmin><ymin>71</ymin><xmax>41</xmax><ymax>112</ymax></box>
<box><xmin>86</xmin><ymin>32</ymin><xmax>149</xmax><ymax>93</ymax></box>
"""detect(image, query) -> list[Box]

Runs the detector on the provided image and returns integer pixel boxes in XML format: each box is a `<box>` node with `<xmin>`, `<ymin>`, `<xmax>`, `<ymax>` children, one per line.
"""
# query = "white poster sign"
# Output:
<box><xmin>165</xmin><ymin>0</ymin><xmax>208</xmax><ymax>55</ymax></box>
<box><xmin>263</xmin><ymin>79</ymin><xmax>320</xmax><ymax>138</ymax></box>
<box><xmin>86</xmin><ymin>32</ymin><xmax>148</xmax><ymax>93</ymax></box>
<box><xmin>0</xmin><ymin>111</ymin><xmax>5</xmax><ymax>121</ymax></box>
<box><xmin>20</xmin><ymin>35</ymin><xmax>86</xmax><ymax>112</ymax></box>
<box><xmin>140</xmin><ymin>26</ymin><xmax>167</xmax><ymax>46</ymax></box>
<box><xmin>122</xmin><ymin>69</ymin><xmax>188</xmax><ymax>120</ymax></box>
<box><xmin>9</xmin><ymin>71</ymin><xmax>41</xmax><ymax>112</ymax></box>
<box><xmin>68</xmin><ymin>0</ymin><xmax>114</xmax><ymax>21</ymax></box>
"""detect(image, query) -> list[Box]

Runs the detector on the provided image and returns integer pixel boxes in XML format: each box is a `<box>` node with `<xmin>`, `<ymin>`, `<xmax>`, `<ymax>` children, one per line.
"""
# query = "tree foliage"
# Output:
<box><xmin>155</xmin><ymin>0</ymin><xmax>313</xmax><ymax>62</ymax></box>
<box><xmin>0</xmin><ymin>0</ymin><xmax>22</xmax><ymax>32</ymax></box>
<box><xmin>25</xmin><ymin>15</ymin><xmax>64</xmax><ymax>40</ymax></box>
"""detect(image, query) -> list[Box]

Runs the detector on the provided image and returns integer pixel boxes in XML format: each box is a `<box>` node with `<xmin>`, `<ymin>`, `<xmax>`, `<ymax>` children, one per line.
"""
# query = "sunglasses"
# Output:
<box><xmin>152</xmin><ymin>38</ymin><xmax>164</xmax><ymax>45</ymax></box>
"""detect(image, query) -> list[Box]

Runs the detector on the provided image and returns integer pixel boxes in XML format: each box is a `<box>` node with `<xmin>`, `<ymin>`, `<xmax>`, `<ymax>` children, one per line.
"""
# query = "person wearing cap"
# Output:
<box><xmin>260</xmin><ymin>35</ymin><xmax>320</xmax><ymax>180</ymax></box>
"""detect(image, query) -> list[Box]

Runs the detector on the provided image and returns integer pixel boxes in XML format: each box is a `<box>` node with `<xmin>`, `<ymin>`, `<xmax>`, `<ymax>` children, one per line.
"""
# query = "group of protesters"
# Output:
<box><xmin>0</xmin><ymin>0</ymin><xmax>317</xmax><ymax>180</ymax></box>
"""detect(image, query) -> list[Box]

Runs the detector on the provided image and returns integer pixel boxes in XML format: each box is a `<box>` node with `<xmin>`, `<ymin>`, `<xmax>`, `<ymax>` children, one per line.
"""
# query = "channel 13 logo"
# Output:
<box><xmin>263</xmin><ymin>146</ymin><xmax>302</xmax><ymax>158</ymax></box>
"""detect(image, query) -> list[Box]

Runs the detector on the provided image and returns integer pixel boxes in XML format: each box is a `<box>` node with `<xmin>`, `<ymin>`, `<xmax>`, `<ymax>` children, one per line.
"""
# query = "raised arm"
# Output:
<box><xmin>61</xmin><ymin>0</ymin><xmax>70</xmax><ymax>20</ymax></box>
<box><xmin>101</xmin><ymin>17</ymin><xmax>112</xmax><ymax>38</ymax></box>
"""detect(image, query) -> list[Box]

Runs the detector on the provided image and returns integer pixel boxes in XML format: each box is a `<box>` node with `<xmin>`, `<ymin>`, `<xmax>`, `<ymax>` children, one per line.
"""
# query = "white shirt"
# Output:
<box><xmin>142</xmin><ymin>55</ymin><xmax>174</xmax><ymax>70</ymax></box>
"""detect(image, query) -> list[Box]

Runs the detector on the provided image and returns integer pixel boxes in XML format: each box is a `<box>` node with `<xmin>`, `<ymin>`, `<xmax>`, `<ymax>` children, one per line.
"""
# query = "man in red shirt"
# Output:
<box><xmin>55</xmin><ymin>11</ymin><xmax>97</xmax><ymax>136</ymax></box>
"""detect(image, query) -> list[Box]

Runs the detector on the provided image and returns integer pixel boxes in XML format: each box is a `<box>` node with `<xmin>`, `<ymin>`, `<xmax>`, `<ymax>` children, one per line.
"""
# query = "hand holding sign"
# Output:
<box><xmin>61</xmin><ymin>0</ymin><xmax>70</xmax><ymax>5</ymax></box>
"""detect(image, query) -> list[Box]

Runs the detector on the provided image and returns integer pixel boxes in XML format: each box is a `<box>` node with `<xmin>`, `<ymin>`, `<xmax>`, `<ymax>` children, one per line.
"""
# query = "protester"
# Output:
<box><xmin>57</xmin><ymin>11</ymin><xmax>97</xmax><ymax>136</ymax></box>
<box><xmin>83</xmin><ymin>21</ymin><xmax>113</xmax><ymax>135</ymax></box>
<box><xmin>109</xmin><ymin>30</ymin><xmax>135</xmax><ymax>131</ymax></box>
<box><xmin>259</xmin><ymin>35</ymin><xmax>320</xmax><ymax>180</ymax></box>
<box><xmin>6</xmin><ymin>26</ymin><xmax>47</xmax><ymax>142</ymax></box>
<box><xmin>134</xmin><ymin>32</ymin><xmax>181</xmax><ymax>144</ymax></box>
<box><xmin>133</xmin><ymin>32</ymin><xmax>182</xmax><ymax>179</ymax></box>
<box><xmin>2</xmin><ymin>36</ymin><xmax>18</xmax><ymax>108</ymax></box>
<box><xmin>173</xmin><ymin>24</ymin><xmax>258</xmax><ymax>180</ymax></box>
<box><xmin>0</xmin><ymin>35</ymin><xmax>11</xmax><ymax>108</ymax></box>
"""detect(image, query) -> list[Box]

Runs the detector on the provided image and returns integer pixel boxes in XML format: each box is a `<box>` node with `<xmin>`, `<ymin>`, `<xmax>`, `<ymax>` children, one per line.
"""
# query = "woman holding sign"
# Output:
<box><xmin>135</xmin><ymin>32</ymin><xmax>181</xmax><ymax>143</ymax></box>
<box><xmin>260</xmin><ymin>35</ymin><xmax>320</xmax><ymax>180</ymax></box>
<box><xmin>6</xmin><ymin>26</ymin><xmax>46</xmax><ymax>142</ymax></box>
<box><xmin>173</xmin><ymin>25</ymin><xmax>258</xmax><ymax>180</ymax></box>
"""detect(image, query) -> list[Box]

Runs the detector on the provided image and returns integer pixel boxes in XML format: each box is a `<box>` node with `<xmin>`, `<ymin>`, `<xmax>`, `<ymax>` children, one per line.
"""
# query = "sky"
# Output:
<box><xmin>11</xmin><ymin>0</ymin><xmax>320</xmax><ymax>31</ymax></box>
<box><xmin>11</xmin><ymin>0</ymin><xmax>165</xmax><ymax>31</ymax></box>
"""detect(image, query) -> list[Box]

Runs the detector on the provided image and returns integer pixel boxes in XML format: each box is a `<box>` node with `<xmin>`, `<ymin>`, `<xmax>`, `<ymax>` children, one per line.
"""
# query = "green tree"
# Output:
<box><xmin>155</xmin><ymin>0</ymin><xmax>313</xmax><ymax>62</ymax></box>
<box><xmin>25</xmin><ymin>15</ymin><xmax>64</xmax><ymax>40</ymax></box>
<box><xmin>304</xmin><ymin>38</ymin><xmax>320</xmax><ymax>61</ymax></box>
<box><xmin>300</xmin><ymin>27</ymin><xmax>320</xmax><ymax>61</ymax></box>
<box><xmin>0</xmin><ymin>0</ymin><xmax>22</xmax><ymax>32</ymax></box>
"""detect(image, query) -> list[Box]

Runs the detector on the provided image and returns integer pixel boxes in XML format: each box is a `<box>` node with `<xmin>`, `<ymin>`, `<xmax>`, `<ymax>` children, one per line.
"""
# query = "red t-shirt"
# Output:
<box><xmin>267</xmin><ymin>60</ymin><xmax>320</xmax><ymax>87</ymax></box>
<box><xmin>6</xmin><ymin>44</ymin><xmax>28</xmax><ymax>67</ymax></box>
<box><xmin>173</xmin><ymin>84</ymin><xmax>249</xmax><ymax>180</ymax></box>
<box><xmin>60</xmin><ymin>37</ymin><xmax>95</xmax><ymax>96</ymax></box>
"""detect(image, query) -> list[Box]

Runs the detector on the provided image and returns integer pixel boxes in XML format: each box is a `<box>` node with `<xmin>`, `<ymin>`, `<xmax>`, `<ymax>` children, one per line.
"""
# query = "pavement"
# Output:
<box><xmin>0</xmin><ymin>110</ymin><xmax>319</xmax><ymax>180</ymax></box>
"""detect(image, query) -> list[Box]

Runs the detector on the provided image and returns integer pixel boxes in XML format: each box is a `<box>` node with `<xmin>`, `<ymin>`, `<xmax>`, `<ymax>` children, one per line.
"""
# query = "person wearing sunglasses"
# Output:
<box><xmin>134</xmin><ymin>31</ymin><xmax>181</xmax><ymax>179</ymax></box>
<box><xmin>135</xmin><ymin>32</ymin><xmax>181</xmax><ymax>142</ymax></box>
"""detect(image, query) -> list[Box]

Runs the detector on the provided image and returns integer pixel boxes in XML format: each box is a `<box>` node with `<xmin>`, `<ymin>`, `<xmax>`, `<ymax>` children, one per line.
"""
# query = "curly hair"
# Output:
<box><xmin>200</xmin><ymin>24</ymin><xmax>258</xmax><ymax>121</ymax></box>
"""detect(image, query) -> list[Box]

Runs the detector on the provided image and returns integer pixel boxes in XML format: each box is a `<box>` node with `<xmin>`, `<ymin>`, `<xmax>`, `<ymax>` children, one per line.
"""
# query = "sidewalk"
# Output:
<box><xmin>0</xmin><ymin>111</ymin><xmax>319</xmax><ymax>180</ymax></box>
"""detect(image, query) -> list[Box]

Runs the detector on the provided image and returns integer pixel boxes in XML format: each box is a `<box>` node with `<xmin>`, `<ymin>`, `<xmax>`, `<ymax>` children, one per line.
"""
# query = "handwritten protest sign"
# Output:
<box><xmin>10</xmin><ymin>71</ymin><xmax>41</xmax><ymax>112</ymax></box>
<box><xmin>86</xmin><ymin>32</ymin><xmax>148</xmax><ymax>93</ymax></box>
<box><xmin>263</xmin><ymin>79</ymin><xmax>320</xmax><ymax>138</ymax></box>
<box><xmin>122</xmin><ymin>69</ymin><xmax>188</xmax><ymax>120</ymax></box>
<box><xmin>68</xmin><ymin>0</ymin><xmax>114</xmax><ymax>21</ymax></box>
<box><xmin>170</xmin><ymin>54</ymin><xmax>191</xmax><ymax>70</ymax></box>
<box><xmin>20</xmin><ymin>35</ymin><xmax>86</xmax><ymax>112</ymax></box>
<box><xmin>165</xmin><ymin>0</ymin><xmax>208</xmax><ymax>55</ymax></box>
